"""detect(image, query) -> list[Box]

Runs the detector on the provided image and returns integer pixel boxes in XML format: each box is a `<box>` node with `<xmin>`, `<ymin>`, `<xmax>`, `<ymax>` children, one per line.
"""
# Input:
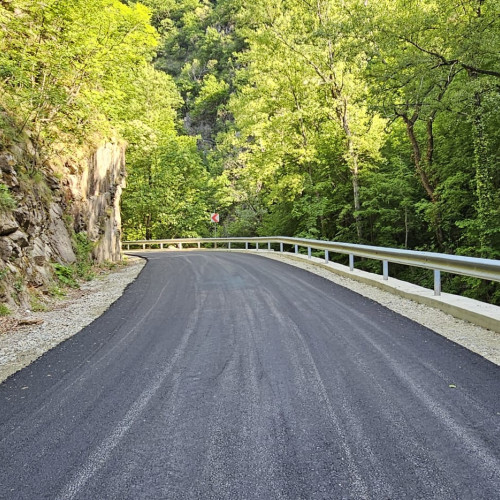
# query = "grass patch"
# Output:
<box><xmin>29</xmin><ymin>291</ymin><xmax>48</xmax><ymax>312</ymax></box>
<box><xmin>48</xmin><ymin>284</ymin><xmax>66</xmax><ymax>298</ymax></box>
<box><xmin>0</xmin><ymin>303</ymin><xmax>11</xmax><ymax>316</ymax></box>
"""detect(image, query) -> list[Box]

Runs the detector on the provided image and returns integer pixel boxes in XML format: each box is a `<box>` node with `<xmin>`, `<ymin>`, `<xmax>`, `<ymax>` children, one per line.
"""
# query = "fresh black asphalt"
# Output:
<box><xmin>0</xmin><ymin>251</ymin><xmax>499</xmax><ymax>499</ymax></box>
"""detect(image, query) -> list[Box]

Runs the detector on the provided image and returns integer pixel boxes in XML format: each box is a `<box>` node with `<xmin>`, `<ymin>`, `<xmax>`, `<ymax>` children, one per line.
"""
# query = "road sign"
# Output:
<box><xmin>211</xmin><ymin>213</ymin><xmax>219</xmax><ymax>223</ymax></box>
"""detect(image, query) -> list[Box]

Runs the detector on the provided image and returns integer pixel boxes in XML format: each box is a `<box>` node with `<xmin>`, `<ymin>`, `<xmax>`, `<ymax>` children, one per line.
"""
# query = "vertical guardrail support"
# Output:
<box><xmin>349</xmin><ymin>254</ymin><xmax>354</xmax><ymax>271</ymax></box>
<box><xmin>256</xmin><ymin>242</ymin><xmax>259</xmax><ymax>251</ymax></box>
<box><xmin>295</xmin><ymin>244</ymin><xmax>299</xmax><ymax>254</ymax></box>
<box><xmin>434</xmin><ymin>270</ymin><xmax>441</xmax><ymax>296</ymax></box>
<box><xmin>383</xmin><ymin>260</ymin><xmax>389</xmax><ymax>280</ymax></box>
<box><xmin>228</xmin><ymin>242</ymin><xmax>231</xmax><ymax>250</ymax></box>
<box><xmin>268</xmin><ymin>242</ymin><xmax>271</xmax><ymax>251</ymax></box>
<box><xmin>308</xmin><ymin>247</ymin><xmax>312</xmax><ymax>259</ymax></box>
<box><xmin>245</xmin><ymin>242</ymin><xmax>249</xmax><ymax>250</ymax></box>
<box><xmin>198</xmin><ymin>242</ymin><xmax>201</xmax><ymax>249</ymax></box>
<box><xmin>178</xmin><ymin>242</ymin><xmax>183</xmax><ymax>250</ymax></box>
<box><xmin>143</xmin><ymin>243</ymin><xmax>146</xmax><ymax>250</ymax></box>
<box><xmin>325</xmin><ymin>250</ymin><xmax>329</xmax><ymax>263</ymax></box>
<box><xmin>280</xmin><ymin>242</ymin><xmax>283</xmax><ymax>253</ymax></box>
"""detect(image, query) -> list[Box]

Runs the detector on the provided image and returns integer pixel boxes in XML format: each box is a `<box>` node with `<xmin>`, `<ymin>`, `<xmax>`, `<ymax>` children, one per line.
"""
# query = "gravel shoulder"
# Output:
<box><xmin>258</xmin><ymin>251</ymin><xmax>500</xmax><ymax>366</ymax></box>
<box><xmin>0</xmin><ymin>256</ymin><xmax>146</xmax><ymax>383</ymax></box>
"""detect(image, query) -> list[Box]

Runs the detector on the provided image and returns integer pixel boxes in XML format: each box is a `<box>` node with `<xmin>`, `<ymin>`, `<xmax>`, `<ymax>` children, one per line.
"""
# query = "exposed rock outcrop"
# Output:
<box><xmin>0</xmin><ymin>141</ymin><xmax>126</xmax><ymax>310</ymax></box>
<box><xmin>65</xmin><ymin>143</ymin><xmax>126</xmax><ymax>262</ymax></box>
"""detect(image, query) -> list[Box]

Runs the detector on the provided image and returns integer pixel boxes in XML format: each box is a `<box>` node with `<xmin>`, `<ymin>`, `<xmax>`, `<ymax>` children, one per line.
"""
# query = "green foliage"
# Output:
<box><xmin>13</xmin><ymin>278</ymin><xmax>23</xmax><ymax>293</ymax></box>
<box><xmin>122</xmin><ymin>134</ymin><xmax>228</xmax><ymax>239</ymax></box>
<box><xmin>144</xmin><ymin>0</ymin><xmax>246</xmax><ymax>145</ymax></box>
<box><xmin>52</xmin><ymin>263</ymin><xmax>79</xmax><ymax>288</ymax></box>
<box><xmin>0</xmin><ymin>303</ymin><xmax>10</xmax><ymax>316</ymax></box>
<box><xmin>191</xmin><ymin>75</ymin><xmax>230</xmax><ymax>122</ymax></box>
<box><xmin>48</xmin><ymin>285</ymin><xmax>66</xmax><ymax>299</ymax></box>
<box><xmin>0</xmin><ymin>0</ymin><xmax>160</xmax><ymax>161</ymax></box>
<box><xmin>72</xmin><ymin>232</ymin><xmax>95</xmax><ymax>280</ymax></box>
<box><xmin>0</xmin><ymin>183</ymin><xmax>16</xmax><ymax>211</ymax></box>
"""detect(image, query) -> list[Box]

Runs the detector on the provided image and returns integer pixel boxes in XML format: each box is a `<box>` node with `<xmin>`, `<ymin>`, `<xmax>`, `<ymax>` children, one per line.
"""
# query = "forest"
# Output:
<box><xmin>1</xmin><ymin>0</ymin><xmax>499</xmax><ymax>302</ymax></box>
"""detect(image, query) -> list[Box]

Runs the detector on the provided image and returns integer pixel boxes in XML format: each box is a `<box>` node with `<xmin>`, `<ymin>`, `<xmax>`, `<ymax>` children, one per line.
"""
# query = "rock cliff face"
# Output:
<box><xmin>0</xmin><ymin>142</ymin><xmax>126</xmax><ymax>310</ymax></box>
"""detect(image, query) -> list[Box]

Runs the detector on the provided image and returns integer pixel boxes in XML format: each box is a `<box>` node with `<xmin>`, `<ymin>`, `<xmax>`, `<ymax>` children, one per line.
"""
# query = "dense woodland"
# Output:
<box><xmin>1</xmin><ymin>0</ymin><xmax>499</xmax><ymax>302</ymax></box>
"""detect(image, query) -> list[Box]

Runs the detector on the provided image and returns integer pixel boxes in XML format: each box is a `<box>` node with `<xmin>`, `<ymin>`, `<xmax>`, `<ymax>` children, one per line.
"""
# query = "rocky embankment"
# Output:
<box><xmin>0</xmin><ymin>141</ymin><xmax>126</xmax><ymax>312</ymax></box>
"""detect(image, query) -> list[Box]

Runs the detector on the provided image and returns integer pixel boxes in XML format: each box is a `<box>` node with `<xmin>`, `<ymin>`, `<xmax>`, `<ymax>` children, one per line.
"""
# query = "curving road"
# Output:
<box><xmin>0</xmin><ymin>251</ymin><xmax>499</xmax><ymax>499</ymax></box>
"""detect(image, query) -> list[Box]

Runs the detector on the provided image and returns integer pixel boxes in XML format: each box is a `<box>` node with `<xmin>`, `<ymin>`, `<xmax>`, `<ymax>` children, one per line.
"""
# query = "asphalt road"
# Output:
<box><xmin>1</xmin><ymin>251</ymin><xmax>499</xmax><ymax>499</ymax></box>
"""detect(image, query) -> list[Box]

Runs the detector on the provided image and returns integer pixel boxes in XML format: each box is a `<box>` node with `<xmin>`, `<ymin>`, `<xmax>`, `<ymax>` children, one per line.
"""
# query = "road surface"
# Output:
<box><xmin>1</xmin><ymin>251</ymin><xmax>499</xmax><ymax>499</ymax></box>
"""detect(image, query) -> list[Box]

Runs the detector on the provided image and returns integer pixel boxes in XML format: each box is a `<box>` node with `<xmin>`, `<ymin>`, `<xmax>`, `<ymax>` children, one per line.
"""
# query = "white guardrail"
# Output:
<box><xmin>122</xmin><ymin>237</ymin><xmax>500</xmax><ymax>297</ymax></box>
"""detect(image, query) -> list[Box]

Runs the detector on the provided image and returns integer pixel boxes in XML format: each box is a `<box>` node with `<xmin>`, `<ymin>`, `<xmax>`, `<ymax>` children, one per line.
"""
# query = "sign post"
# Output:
<box><xmin>210</xmin><ymin>213</ymin><xmax>219</xmax><ymax>242</ymax></box>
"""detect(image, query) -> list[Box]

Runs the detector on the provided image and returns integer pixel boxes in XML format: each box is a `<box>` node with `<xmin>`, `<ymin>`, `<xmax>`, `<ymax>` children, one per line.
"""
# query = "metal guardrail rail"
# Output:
<box><xmin>123</xmin><ymin>236</ymin><xmax>500</xmax><ymax>296</ymax></box>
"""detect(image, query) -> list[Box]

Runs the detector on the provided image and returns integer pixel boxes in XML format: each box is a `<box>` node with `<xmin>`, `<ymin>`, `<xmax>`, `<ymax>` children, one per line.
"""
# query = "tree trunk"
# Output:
<box><xmin>404</xmin><ymin>206</ymin><xmax>409</xmax><ymax>249</ymax></box>
<box><xmin>404</xmin><ymin>119</ymin><xmax>435</xmax><ymax>201</ymax></box>
<box><xmin>403</xmin><ymin>116</ymin><xmax>444</xmax><ymax>247</ymax></box>
<box><xmin>145</xmin><ymin>214</ymin><xmax>152</xmax><ymax>240</ymax></box>
<box><xmin>340</xmin><ymin>101</ymin><xmax>363</xmax><ymax>242</ymax></box>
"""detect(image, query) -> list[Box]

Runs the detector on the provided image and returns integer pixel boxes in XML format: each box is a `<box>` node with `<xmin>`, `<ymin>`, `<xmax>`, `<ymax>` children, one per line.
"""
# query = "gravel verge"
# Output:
<box><xmin>258</xmin><ymin>252</ymin><xmax>500</xmax><ymax>366</ymax></box>
<box><xmin>0</xmin><ymin>256</ymin><xmax>146</xmax><ymax>383</ymax></box>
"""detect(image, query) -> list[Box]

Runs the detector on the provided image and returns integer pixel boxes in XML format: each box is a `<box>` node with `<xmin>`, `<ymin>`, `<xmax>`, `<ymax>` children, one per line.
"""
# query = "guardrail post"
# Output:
<box><xmin>280</xmin><ymin>242</ymin><xmax>283</xmax><ymax>253</ymax></box>
<box><xmin>256</xmin><ymin>242</ymin><xmax>259</xmax><ymax>251</ymax></box>
<box><xmin>268</xmin><ymin>242</ymin><xmax>271</xmax><ymax>251</ymax></box>
<box><xmin>245</xmin><ymin>242</ymin><xmax>248</xmax><ymax>250</ymax></box>
<box><xmin>295</xmin><ymin>244</ymin><xmax>299</xmax><ymax>254</ymax></box>
<box><xmin>198</xmin><ymin>242</ymin><xmax>201</xmax><ymax>249</ymax></box>
<box><xmin>325</xmin><ymin>250</ymin><xmax>329</xmax><ymax>263</ymax></box>
<box><xmin>228</xmin><ymin>242</ymin><xmax>231</xmax><ymax>250</ymax></box>
<box><xmin>349</xmin><ymin>254</ymin><xmax>354</xmax><ymax>271</ymax></box>
<box><xmin>434</xmin><ymin>270</ymin><xmax>441</xmax><ymax>296</ymax></box>
<box><xmin>160</xmin><ymin>243</ymin><xmax>163</xmax><ymax>249</ymax></box>
<box><xmin>383</xmin><ymin>260</ymin><xmax>389</xmax><ymax>280</ymax></box>
<box><xmin>143</xmin><ymin>243</ymin><xmax>146</xmax><ymax>250</ymax></box>
<box><xmin>178</xmin><ymin>242</ymin><xmax>183</xmax><ymax>250</ymax></box>
<box><xmin>308</xmin><ymin>247</ymin><xmax>312</xmax><ymax>259</ymax></box>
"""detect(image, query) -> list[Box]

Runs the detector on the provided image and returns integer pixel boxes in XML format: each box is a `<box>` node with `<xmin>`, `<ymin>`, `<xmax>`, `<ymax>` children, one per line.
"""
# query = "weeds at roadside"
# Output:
<box><xmin>52</xmin><ymin>263</ymin><xmax>79</xmax><ymax>288</ymax></box>
<box><xmin>29</xmin><ymin>290</ymin><xmax>48</xmax><ymax>312</ymax></box>
<box><xmin>48</xmin><ymin>285</ymin><xmax>66</xmax><ymax>298</ymax></box>
<box><xmin>73</xmin><ymin>233</ymin><xmax>95</xmax><ymax>280</ymax></box>
<box><xmin>0</xmin><ymin>303</ymin><xmax>11</xmax><ymax>316</ymax></box>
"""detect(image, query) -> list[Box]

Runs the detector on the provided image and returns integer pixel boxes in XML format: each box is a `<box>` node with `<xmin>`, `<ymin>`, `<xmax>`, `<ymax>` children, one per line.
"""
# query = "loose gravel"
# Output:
<box><xmin>1</xmin><ymin>250</ymin><xmax>498</xmax><ymax>385</ymax></box>
<box><xmin>0</xmin><ymin>256</ymin><xmax>146</xmax><ymax>383</ymax></box>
